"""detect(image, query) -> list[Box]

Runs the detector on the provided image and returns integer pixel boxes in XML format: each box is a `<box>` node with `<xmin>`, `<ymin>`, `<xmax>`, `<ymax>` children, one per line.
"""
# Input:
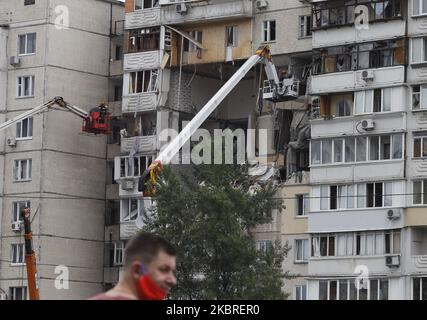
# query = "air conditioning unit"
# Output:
<box><xmin>176</xmin><ymin>3</ymin><xmax>188</xmax><ymax>14</ymax></box>
<box><xmin>0</xmin><ymin>293</ymin><xmax>6</xmax><ymax>300</ymax></box>
<box><xmin>361</xmin><ymin>69</ymin><xmax>374</xmax><ymax>81</ymax></box>
<box><xmin>10</xmin><ymin>56</ymin><xmax>20</xmax><ymax>66</ymax></box>
<box><xmin>121</xmin><ymin>180</ymin><xmax>134</xmax><ymax>191</ymax></box>
<box><xmin>387</xmin><ymin>209</ymin><xmax>401</xmax><ymax>220</ymax></box>
<box><xmin>7</xmin><ymin>137</ymin><xmax>17</xmax><ymax>147</ymax></box>
<box><xmin>385</xmin><ymin>254</ymin><xmax>400</xmax><ymax>267</ymax></box>
<box><xmin>256</xmin><ymin>0</ymin><xmax>269</xmax><ymax>9</ymax></box>
<box><xmin>11</xmin><ymin>221</ymin><xmax>21</xmax><ymax>232</ymax></box>
<box><xmin>361</xmin><ymin>119</ymin><xmax>375</xmax><ymax>131</ymax></box>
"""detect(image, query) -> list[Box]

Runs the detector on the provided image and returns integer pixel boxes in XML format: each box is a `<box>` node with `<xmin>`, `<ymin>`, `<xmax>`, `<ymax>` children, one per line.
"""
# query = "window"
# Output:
<box><xmin>226</xmin><ymin>26</ymin><xmax>238</xmax><ymax>47</ymax></box>
<box><xmin>115</xmin><ymin>45</ymin><xmax>122</xmax><ymax>61</ymax></box>
<box><xmin>14</xmin><ymin>159</ymin><xmax>32</xmax><ymax>181</ymax></box>
<box><xmin>295</xmin><ymin>239</ymin><xmax>309</xmax><ymax>262</ymax></box>
<box><xmin>319</xmin><ymin>279</ymin><xmax>389</xmax><ymax>300</ymax></box>
<box><xmin>411</xmin><ymin>37</ymin><xmax>427</xmax><ymax>64</ymax></box>
<box><xmin>18</xmin><ymin>33</ymin><xmax>36</xmax><ymax>55</ymax></box>
<box><xmin>295</xmin><ymin>194</ymin><xmax>309</xmax><ymax>216</ymax></box>
<box><xmin>412</xmin><ymin>85</ymin><xmax>427</xmax><ymax>110</ymax></box>
<box><xmin>121</xmin><ymin>198</ymin><xmax>140</xmax><ymax>222</ymax></box>
<box><xmin>135</xmin><ymin>0</ymin><xmax>159</xmax><ymax>10</ymax></box>
<box><xmin>320</xmin><ymin>182</ymin><xmax>393</xmax><ymax>211</ymax></box>
<box><xmin>313</xmin><ymin>0</ymin><xmax>401</xmax><ymax>30</ymax></box>
<box><xmin>295</xmin><ymin>285</ymin><xmax>307</xmax><ymax>300</ymax></box>
<box><xmin>385</xmin><ymin>230</ymin><xmax>401</xmax><ymax>254</ymax></box>
<box><xmin>413</xmin><ymin>0</ymin><xmax>427</xmax><ymax>16</ymax></box>
<box><xmin>313</xmin><ymin>39</ymin><xmax>405</xmax><ymax>75</ymax></box>
<box><xmin>256</xmin><ymin>240</ymin><xmax>273</xmax><ymax>253</ymax></box>
<box><xmin>11</xmin><ymin>243</ymin><xmax>25</xmax><ymax>264</ymax></box>
<box><xmin>298</xmin><ymin>15</ymin><xmax>312</xmax><ymax>38</ymax></box>
<box><xmin>16</xmin><ymin>117</ymin><xmax>33</xmax><ymax>139</ymax></box>
<box><xmin>188</xmin><ymin>31</ymin><xmax>203</xmax><ymax>52</ymax></box>
<box><xmin>412</xmin><ymin>277</ymin><xmax>427</xmax><ymax>300</ymax></box>
<box><xmin>9</xmin><ymin>287</ymin><xmax>27</xmax><ymax>300</ymax></box>
<box><xmin>128</xmin><ymin>28</ymin><xmax>160</xmax><ymax>53</ymax></box>
<box><xmin>413</xmin><ymin>180</ymin><xmax>427</xmax><ymax>204</ymax></box>
<box><xmin>120</xmin><ymin>156</ymin><xmax>154</xmax><ymax>178</ymax></box>
<box><xmin>413</xmin><ymin>136</ymin><xmax>427</xmax><ymax>158</ymax></box>
<box><xmin>17</xmin><ymin>76</ymin><xmax>35</xmax><ymax>98</ymax></box>
<box><xmin>12</xmin><ymin>201</ymin><xmax>30</xmax><ymax>222</ymax></box>
<box><xmin>114</xmin><ymin>85</ymin><xmax>122</xmax><ymax>102</ymax></box>
<box><xmin>312</xmin><ymin>234</ymin><xmax>335</xmax><ymax>257</ymax></box>
<box><xmin>128</xmin><ymin>70</ymin><xmax>158</xmax><ymax>94</ymax></box>
<box><xmin>262</xmin><ymin>20</ymin><xmax>276</xmax><ymax>42</ymax></box>
<box><xmin>113</xmin><ymin>241</ymin><xmax>124</xmax><ymax>266</ymax></box>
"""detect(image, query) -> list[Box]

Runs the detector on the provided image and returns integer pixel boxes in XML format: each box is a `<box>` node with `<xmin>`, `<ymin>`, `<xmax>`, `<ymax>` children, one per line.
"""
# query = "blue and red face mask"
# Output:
<box><xmin>137</xmin><ymin>263</ymin><xmax>167</xmax><ymax>300</ymax></box>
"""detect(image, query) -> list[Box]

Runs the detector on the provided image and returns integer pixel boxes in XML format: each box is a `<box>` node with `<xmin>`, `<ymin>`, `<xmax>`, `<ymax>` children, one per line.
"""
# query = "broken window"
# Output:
<box><xmin>313</xmin><ymin>39</ymin><xmax>405</xmax><ymax>75</ymax></box>
<box><xmin>135</xmin><ymin>0</ymin><xmax>159</xmax><ymax>10</ymax></box>
<box><xmin>226</xmin><ymin>26</ymin><xmax>238</xmax><ymax>47</ymax></box>
<box><xmin>312</xmin><ymin>0</ymin><xmax>402</xmax><ymax>29</ymax></box>
<box><xmin>128</xmin><ymin>28</ymin><xmax>160</xmax><ymax>53</ymax></box>
<box><xmin>128</xmin><ymin>70</ymin><xmax>158</xmax><ymax>94</ymax></box>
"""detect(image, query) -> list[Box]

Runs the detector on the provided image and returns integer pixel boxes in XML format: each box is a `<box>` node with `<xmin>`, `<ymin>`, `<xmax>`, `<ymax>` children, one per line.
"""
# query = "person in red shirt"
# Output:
<box><xmin>90</xmin><ymin>232</ymin><xmax>177</xmax><ymax>300</ymax></box>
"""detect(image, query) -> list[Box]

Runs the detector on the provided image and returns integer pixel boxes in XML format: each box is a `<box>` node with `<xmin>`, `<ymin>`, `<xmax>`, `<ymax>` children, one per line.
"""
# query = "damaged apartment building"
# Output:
<box><xmin>113</xmin><ymin>0</ymin><xmax>314</xmax><ymax>300</ymax></box>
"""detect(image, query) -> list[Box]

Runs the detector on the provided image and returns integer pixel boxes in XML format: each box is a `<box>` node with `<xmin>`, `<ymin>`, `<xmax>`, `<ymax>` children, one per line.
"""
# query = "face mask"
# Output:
<box><xmin>137</xmin><ymin>263</ymin><xmax>167</xmax><ymax>300</ymax></box>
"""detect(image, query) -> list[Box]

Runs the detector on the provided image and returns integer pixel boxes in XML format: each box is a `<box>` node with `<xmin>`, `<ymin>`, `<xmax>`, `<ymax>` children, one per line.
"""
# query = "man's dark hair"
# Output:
<box><xmin>124</xmin><ymin>232</ymin><xmax>176</xmax><ymax>268</ymax></box>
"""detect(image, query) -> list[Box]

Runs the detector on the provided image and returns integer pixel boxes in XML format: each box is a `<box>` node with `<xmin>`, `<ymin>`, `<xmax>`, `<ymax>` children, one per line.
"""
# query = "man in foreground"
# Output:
<box><xmin>90</xmin><ymin>232</ymin><xmax>177</xmax><ymax>300</ymax></box>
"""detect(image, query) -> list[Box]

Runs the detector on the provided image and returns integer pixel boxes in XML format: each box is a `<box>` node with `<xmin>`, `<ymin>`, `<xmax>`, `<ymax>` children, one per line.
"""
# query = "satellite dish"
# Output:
<box><xmin>135</xmin><ymin>216</ymin><xmax>145</xmax><ymax>229</ymax></box>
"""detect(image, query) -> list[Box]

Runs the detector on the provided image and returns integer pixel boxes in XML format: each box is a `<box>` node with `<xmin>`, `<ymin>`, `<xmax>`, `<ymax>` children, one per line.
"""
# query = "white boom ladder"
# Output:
<box><xmin>0</xmin><ymin>97</ymin><xmax>89</xmax><ymax>134</ymax></box>
<box><xmin>156</xmin><ymin>53</ymin><xmax>275</xmax><ymax>165</ymax></box>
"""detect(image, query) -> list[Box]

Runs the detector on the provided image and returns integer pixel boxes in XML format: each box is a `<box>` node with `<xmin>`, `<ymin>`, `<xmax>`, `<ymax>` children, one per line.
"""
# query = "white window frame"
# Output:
<box><xmin>412</xmin><ymin>0</ymin><xmax>427</xmax><ymax>16</ymax></box>
<box><xmin>256</xmin><ymin>240</ymin><xmax>272</xmax><ymax>253</ymax></box>
<box><xmin>134</xmin><ymin>0</ymin><xmax>159</xmax><ymax>10</ymax></box>
<box><xmin>189</xmin><ymin>30</ymin><xmax>203</xmax><ymax>52</ymax></box>
<box><xmin>119</xmin><ymin>155</ymin><xmax>154</xmax><ymax>178</ymax></box>
<box><xmin>16</xmin><ymin>117</ymin><xmax>33</xmax><ymax>140</ymax></box>
<box><xmin>9</xmin><ymin>286</ymin><xmax>27</xmax><ymax>300</ymax></box>
<box><xmin>298</xmin><ymin>15</ymin><xmax>312</xmax><ymax>39</ymax></box>
<box><xmin>295</xmin><ymin>284</ymin><xmax>307</xmax><ymax>300</ymax></box>
<box><xmin>12</xmin><ymin>201</ymin><xmax>30</xmax><ymax>223</ymax></box>
<box><xmin>128</xmin><ymin>70</ymin><xmax>158</xmax><ymax>94</ymax></box>
<box><xmin>11</xmin><ymin>243</ymin><xmax>25</xmax><ymax>265</ymax></box>
<box><xmin>412</xmin><ymin>85</ymin><xmax>427</xmax><ymax>110</ymax></box>
<box><xmin>113</xmin><ymin>241</ymin><xmax>125</xmax><ymax>266</ymax></box>
<box><xmin>16</xmin><ymin>75</ymin><xmax>35</xmax><ymax>98</ymax></box>
<box><xmin>262</xmin><ymin>20</ymin><xmax>276</xmax><ymax>43</ymax></box>
<box><xmin>295</xmin><ymin>239</ymin><xmax>309</xmax><ymax>263</ymax></box>
<box><xmin>226</xmin><ymin>26</ymin><xmax>238</xmax><ymax>47</ymax></box>
<box><xmin>411</xmin><ymin>37</ymin><xmax>427</xmax><ymax>64</ymax></box>
<box><xmin>13</xmin><ymin>159</ymin><xmax>32</xmax><ymax>182</ymax></box>
<box><xmin>18</xmin><ymin>33</ymin><xmax>36</xmax><ymax>56</ymax></box>
<box><xmin>120</xmin><ymin>198</ymin><xmax>140</xmax><ymax>222</ymax></box>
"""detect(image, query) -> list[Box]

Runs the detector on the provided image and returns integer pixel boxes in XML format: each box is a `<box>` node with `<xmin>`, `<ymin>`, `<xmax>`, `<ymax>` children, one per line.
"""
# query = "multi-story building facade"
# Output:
<box><xmin>0</xmin><ymin>0</ymin><xmax>124</xmax><ymax>300</ymax></box>
<box><xmin>307</xmin><ymin>0</ymin><xmax>427</xmax><ymax>300</ymax></box>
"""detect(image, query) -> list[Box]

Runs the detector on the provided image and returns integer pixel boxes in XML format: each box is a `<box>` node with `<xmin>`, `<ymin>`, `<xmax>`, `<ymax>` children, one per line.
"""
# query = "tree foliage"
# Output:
<box><xmin>143</xmin><ymin>163</ymin><xmax>290</xmax><ymax>300</ymax></box>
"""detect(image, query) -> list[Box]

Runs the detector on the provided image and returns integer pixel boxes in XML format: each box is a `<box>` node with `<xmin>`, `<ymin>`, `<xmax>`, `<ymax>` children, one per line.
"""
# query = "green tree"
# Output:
<box><xmin>143</xmin><ymin>163</ymin><xmax>290</xmax><ymax>300</ymax></box>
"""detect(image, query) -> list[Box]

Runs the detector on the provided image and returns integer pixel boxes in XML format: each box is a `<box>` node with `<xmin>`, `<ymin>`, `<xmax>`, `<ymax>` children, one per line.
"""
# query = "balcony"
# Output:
<box><xmin>311</xmin><ymin>66</ymin><xmax>405</xmax><ymax>94</ymax></box>
<box><xmin>308</xmin><ymin>208</ymin><xmax>405</xmax><ymax>234</ymax></box>
<box><xmin>160</xmin><ymin>0</ymin><xmax>253</xmax><ymax>25</ymax></box>
<box><xmin>125</xmin><ymin>7</ymin><xmax>160</xmax><ymax>29</ymax></box>
<box><xmin>121</xmin><ymin>136</ymin><xmax>157</xmax><ymax>154</ymax></box>
<box><xmin>309</xmin><ymin>255</ymin><xmax>400</xmax><ymax>277</ymax></box>
<box><xmin>122</xmin><ymin>93</ymin><xmax>158</xmax><ymax>114</ymax></box>
<box><xmin>124</xmin><ymin>51</ymin><xmax>161</xmax><ymax>71</ymax></box>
